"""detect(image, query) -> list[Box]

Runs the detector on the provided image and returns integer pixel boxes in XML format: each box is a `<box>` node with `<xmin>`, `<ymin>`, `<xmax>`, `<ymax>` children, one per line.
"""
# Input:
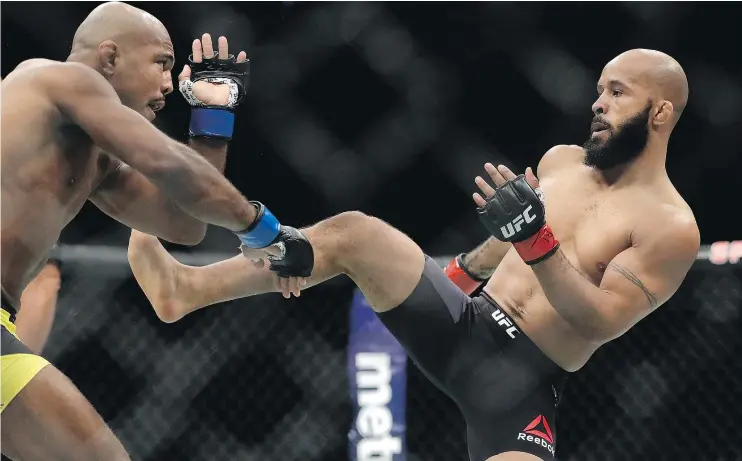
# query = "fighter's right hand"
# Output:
<box><xmin>240</xmin><ymin>226</ymin><xmax>313</xmax><ymax>298</ymax></box>
<box><xmin>236</xmin><ymin>202</ymin><xmax>314</xmax><ymax>281</ymax></box>
<box><xmin>474</xmin><ymin>164</ymin><xmax>560</xmax><ymax>265</ymax></box>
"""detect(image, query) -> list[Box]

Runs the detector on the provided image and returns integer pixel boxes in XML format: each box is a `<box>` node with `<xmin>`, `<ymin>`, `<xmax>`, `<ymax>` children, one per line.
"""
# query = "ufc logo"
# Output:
<box><xmin>491</xmin><ymin>308</ymin><xmax>519</xmax><ymax>339</ymax></box>
<box><xmin>500</xmin><ymin>205</ymin><xmax>536</xmax><ymax>239</ymax></box>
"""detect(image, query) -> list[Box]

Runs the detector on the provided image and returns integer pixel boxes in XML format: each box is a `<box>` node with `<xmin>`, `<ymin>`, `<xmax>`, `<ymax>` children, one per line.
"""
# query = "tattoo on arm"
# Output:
<box><xmin>608</xmin><ymin>263</ymin><xmax>658</xmax><ymax>309</ymax></box>
<box><xmin>464</xmin><ymin>238</ymin><xmax>500</xmax><ymax>279</ymax></box>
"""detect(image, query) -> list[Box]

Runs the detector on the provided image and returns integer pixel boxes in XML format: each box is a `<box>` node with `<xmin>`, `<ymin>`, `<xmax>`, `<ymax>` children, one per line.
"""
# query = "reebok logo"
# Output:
<box><xmin>517</xmin><ymin>415</ymin><xmax>555</xmax><ymax>456</ymax></box>
<box><xmin>354</xmin><ymin>353</ymin><xmax>402</xmax><ymax>461</ymax></box>
<box><xmin>500</xmin><ymin>205</ymin><xmax>536</xmax><ymax>239</ymax></box>
<box><xmin>491</xmin><ymin>308</ymin><xmax>519</xmax><ymax>339</ymax></box>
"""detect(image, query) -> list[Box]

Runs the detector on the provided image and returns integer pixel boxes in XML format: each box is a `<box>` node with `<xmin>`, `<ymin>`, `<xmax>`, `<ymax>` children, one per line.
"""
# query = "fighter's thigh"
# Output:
<box><xmin>1</xmin><ymin>365</ymin><xmax>129</xmax><ymax>461</ymax></box>
<box><xmin>309</xmin><ymin>211</ymin><xmax>425</xmax><ymax>312</ymax></box>
<box><xmin>486</xmin><ymin>452</ymin><xmax>546</xmax><ymax>461</ymax></box>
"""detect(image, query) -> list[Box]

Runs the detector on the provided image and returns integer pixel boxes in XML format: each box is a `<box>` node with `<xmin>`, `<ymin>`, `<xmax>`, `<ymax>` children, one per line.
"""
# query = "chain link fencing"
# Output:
<box><xmin>9</xmin><ymin>245</ymin><xmax>737</xmax><ymax>461</ymax></box>
<box><xmin>2</xmin><ymin>1</ymin><xmax>742</xmax><ymax>460</ymax></box>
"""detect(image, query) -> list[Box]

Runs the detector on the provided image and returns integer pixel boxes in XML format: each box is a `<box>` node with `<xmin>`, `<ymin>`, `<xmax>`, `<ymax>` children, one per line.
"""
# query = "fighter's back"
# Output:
<box><xmin>486</xmin><ymin>145</ymin><xmax>697</xmax><ymax>371</ymax></box>
<box><xmin>1</xmin><ymin>59</ymin><xmax>107</xmax><ymax>303</ymax></box>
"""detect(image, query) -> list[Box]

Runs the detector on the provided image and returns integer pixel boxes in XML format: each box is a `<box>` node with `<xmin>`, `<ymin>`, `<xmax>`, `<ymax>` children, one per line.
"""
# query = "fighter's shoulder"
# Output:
<box><xmin>9</xmin><ymin>59</ymin><xmax>84</xmax><ymax>82</ymax></box>
<box><xmin>536</xmin><ymin>144</ymin><xmax>584</xmax><ymax>178</ymax></box>
<box><xmin>639</xmin><ymin>194</ymin><xmax>700</xmax><ymax>260</ymax></box>
<box><xmin>20</xmin><ymin>61</ymin><xmax>117</xmax><ymax>102</ymax></box>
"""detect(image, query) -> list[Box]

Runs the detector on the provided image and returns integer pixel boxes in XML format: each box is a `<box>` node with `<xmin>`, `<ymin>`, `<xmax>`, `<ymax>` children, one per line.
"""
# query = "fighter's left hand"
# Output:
<box><xmin>240</xmin><ymin>245</ymin><xmax>308</xmax><ymax>299</ymax></box>
<box><xmin>473</xmin><ymin>164</ymin><xmax>540</xmax><ymax>207</ymax></box>
<box><xmin>178</xmin><ymin>33</ymin><xmax>249</xmax><ymax>107</ymax></box>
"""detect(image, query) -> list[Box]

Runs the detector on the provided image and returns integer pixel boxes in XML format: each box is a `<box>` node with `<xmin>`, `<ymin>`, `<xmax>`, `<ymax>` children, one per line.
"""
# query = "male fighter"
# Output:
<box><xmin>128</xmin><ymin>49</ymin><xmax>700</xmax><ymax>460</ymax></box>
<box><xmin>1</xmin><ymin>2</ymin><xmax>311</xmax><ymax>460</ymax></box>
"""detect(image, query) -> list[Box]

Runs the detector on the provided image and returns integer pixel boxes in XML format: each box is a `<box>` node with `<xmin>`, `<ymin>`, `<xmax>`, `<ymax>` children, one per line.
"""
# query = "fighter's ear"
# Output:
<box><xmin>652</xmin><ymin>100</ymin><xmax>674</xmax><ymax>127</ymax></box>
<box><xmin>97</xmin><ymin>40</ymin><xmax>118</xmax><ymax>78</ymax></box>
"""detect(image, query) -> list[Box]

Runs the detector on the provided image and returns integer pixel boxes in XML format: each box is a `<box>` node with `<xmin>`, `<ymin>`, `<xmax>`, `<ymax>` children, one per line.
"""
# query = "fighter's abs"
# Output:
<box><xmin>484</xmin><ymin>172</ymin><xmax>636</xmax><ymax>369</ymax></box>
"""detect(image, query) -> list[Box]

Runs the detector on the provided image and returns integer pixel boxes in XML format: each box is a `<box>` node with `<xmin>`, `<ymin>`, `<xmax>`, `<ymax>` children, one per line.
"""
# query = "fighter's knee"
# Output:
<box><xmin>305</xmin><ymin>211</ymin><xmax>377</xmax><ymax>267</ymax></box>
<box><xmin>323</xmin><ymin>211</ymin><xmax>385</xmax><ymax>249</ymax></box>
<box><xmin>327</xmin><ymin>210</ymin><xmax>371</xmax><ymax>229</ymax></box>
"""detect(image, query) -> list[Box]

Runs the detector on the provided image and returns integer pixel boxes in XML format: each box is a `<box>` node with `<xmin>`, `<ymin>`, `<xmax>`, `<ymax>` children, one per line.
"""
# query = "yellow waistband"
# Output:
<box><xmin>1</xmin><ymin>309</ymin><xmax>17</xmax><ymax>335</ymax></box>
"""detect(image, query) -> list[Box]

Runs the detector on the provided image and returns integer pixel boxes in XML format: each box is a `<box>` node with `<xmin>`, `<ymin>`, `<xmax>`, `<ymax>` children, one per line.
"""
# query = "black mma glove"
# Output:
<box><xmin>477</xmin><ymin>175</ymin><xmax>559</xmax><ymax>265</ymax></box>
<box><xmin>179</xmin><ymin>53</ymin><xmax>250</xmax><ymax>140</ymax></box>
<box><xmin>236</xmin><ymin>202</ymin><xmax>315</xmax><ymax>278</ymax></box>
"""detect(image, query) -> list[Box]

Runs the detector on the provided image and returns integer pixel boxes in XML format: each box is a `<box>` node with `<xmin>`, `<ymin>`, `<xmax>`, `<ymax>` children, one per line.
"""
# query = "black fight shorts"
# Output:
<box><xmin>377</xmin><ymin>256</ymin><xmax>568</xmax><ymax>461</ymax></box>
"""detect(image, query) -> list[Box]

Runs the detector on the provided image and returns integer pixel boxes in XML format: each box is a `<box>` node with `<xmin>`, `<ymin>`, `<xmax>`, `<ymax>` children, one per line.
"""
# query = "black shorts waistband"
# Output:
<box><xmin>1</xmin><ymin>289</ymin><xmax>18</xmax><ymax>322</ymax></box>
<box><xmin>476</xmin><ymin>291</ymin><xmax>568</xmax><ymax>375</ymax></box>
<box><xmin>479</xmin><ymin>291</ymin><xmax>522</xmax><ymax>333</ymax></box>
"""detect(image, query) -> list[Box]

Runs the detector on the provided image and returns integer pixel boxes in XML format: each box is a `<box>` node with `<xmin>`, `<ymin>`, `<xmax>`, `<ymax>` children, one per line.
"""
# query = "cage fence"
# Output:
<box><xmin>17</xmin><ymin>243</ymin><xmax>739</xmax><ymax>461</ymax></box>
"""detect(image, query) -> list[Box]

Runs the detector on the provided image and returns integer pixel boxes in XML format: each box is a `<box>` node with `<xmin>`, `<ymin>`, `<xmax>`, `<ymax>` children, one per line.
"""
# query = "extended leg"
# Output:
<box><xmin>129</xmin><ymin>211</ymin><xmax>426</xmax><ymax>318</ymax></box>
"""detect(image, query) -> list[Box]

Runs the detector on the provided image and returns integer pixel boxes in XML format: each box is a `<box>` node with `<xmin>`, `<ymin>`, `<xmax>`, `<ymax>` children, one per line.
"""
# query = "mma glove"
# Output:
<box><xmin>477</xmin><ymin>175</ymin><xmax>559</xmax><ymax>265</ymax></box>
<box><xmin>444</xmin><ymin>254</ymin><xmax>487</xmax><ymax>295</ymax></box>
<box><xmin>179</xmin><ymin>53</ymin><xmax>250</xmax><ymax>140</ymax></box>
<box><xmin>235</xmin><ymin>202</ymin><xmax>315</xmax><ymax>278</ymax></box>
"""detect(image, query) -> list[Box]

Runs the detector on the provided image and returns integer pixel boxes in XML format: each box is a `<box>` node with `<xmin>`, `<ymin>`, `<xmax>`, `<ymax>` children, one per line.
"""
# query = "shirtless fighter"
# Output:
<box><xmin>1</xmin><ymin>2</ymin><xmax>312</xmax><ymax>460</ymax></box>
<box><xmin>127</xmin><ymin>49</ymin><xmax>700</xmax><ymax>460</ymax></box>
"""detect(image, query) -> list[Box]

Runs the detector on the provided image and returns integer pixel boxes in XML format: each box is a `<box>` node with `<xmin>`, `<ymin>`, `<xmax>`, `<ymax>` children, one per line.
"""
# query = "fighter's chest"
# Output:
<box><xmin>539</xmin><ymin>178</ymin><xmax>633</xmax><ymax>280</ymax></box>
<box><xmin>52</xmin><ymin>126</ymin><xmax>107</xmax><ymax>205</ymax></box>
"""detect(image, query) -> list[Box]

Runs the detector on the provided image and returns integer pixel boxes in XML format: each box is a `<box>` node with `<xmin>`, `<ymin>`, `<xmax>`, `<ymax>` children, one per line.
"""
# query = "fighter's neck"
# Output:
<box><xmin>596</xmin><ymin>140</ymin><xmax>669</xmax><ymax>187</ymax></box>
<box><xmin>65</xmin><ymin>52</ymin><xmax>99</xmax><ymax>69</ymax></box>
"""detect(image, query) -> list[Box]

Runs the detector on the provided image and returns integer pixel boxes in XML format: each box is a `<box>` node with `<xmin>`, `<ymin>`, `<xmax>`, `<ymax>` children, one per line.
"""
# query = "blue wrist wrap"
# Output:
<box><xmin>189</xmin><ymin>107</ymin><xmax>235</xmax><ymax>139</ymax></box>
<box><xmin>237</xmin><ymin>206</ymin><xmax>281</xmax><ymax>248</ymax></box>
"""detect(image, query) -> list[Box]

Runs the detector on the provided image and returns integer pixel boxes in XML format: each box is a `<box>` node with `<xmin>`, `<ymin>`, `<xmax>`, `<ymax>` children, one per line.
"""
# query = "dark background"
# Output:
<box><xmin>3</xmin><ymin>2</ymin><xmax>741</xmax><ymax>252</ymax></box>
<box><xmin>3</xmin><ymin>2</ymin><xmax>742</xmax><ymax>461</ymax></box>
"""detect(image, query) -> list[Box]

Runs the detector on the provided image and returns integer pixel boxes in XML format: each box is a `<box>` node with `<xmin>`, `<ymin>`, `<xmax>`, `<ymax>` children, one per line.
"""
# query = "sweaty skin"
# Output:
<box><xmin>479</xmin><ymin>146</ymin><xmax>698</xmax><ymax>370</ymax></box>
<box><xmin>127</xmin><ymin>49</ymin><xmax>699</xmax><ymax>374</ymax></box>
<box><xmin>1</xmin><ymin>3</ymin><xmax>255</xmax><ymax>308</ymax></box>
<box><xmin>128</xmin><ymin>144</ymin><xmax>698</xmax><ymax>371</ymax></box>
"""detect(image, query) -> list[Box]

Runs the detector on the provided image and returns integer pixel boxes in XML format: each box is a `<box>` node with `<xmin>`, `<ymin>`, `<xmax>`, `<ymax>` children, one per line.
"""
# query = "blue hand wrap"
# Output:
<box><xmin>189</xmin><ymin>108</ymin><xmax>235</xmax><ymax>139</ymax></box>
<box><xmin>236</xmin><ymin>205</ymin><xmax>281</xmax><ymax>248</ymax></box>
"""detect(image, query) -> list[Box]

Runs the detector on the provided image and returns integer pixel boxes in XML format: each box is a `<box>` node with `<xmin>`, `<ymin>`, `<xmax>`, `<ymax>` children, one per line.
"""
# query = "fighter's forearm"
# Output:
<box><xmin>145</xmin><ymin>137</ymin><xmax>230</xmax><ymax>240</ymax></box>
<box><xmin>531</xmin><ymin>250</ymin><xmax>614</xmax><ymax>341</ymax></box>
<box><xmin>188</xmin><ymin>137</ymin><xmax>229</xmax><ymax>172</ymax></box>
<box><xmin>461</xmin><ymin>237</ymin><xmax>512</xmax><ymax>279</ymax></box>
<box><xmin>149</xmin><ymin>139</ymin><xmax>256</xmax><ymax>232</ymax></box>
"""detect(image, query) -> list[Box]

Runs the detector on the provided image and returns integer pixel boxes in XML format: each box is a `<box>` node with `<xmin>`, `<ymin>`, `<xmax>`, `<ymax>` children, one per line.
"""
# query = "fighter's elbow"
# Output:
<box><xmin>564</xmin><ymin>304</ymin><xmax>622</xmax><ymax>343</ymax></box>
<box><xmin>574</xmin><ymin>314</ymin><xmax>628</xmax><ymax>343</ymax></box>
<box><xmin>166</xmin><ymin>225</ymin><xmax>207</xmax><ymax>246</ymax></box>
<box><xmin>576</xmin><ymin>324</ymin><xmax>617</xmax><ymax>344</ymax></box>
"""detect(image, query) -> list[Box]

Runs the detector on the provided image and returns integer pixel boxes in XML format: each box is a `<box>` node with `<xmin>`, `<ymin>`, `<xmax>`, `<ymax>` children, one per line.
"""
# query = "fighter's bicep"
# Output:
<box><xmin>90</xmin><ymin>164</ymin><xmax>168</xmax><ymax>223</ymax></box>
<box><xmin>598</xmin><ymin>226</ymin><xmax>698</xmax><ymax>329</ymax></box>
<box><xmin>600</xmin><ymin>248</ymin><xmax>663</xmax><ymax>310</ymax></box>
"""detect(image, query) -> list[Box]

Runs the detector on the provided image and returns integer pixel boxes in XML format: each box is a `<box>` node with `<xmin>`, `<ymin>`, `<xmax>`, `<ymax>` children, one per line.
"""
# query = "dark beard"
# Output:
<box><xmin>583</xmin><ymin>103</ymin><xmax>652</xmax><ymax>170</ymax></box>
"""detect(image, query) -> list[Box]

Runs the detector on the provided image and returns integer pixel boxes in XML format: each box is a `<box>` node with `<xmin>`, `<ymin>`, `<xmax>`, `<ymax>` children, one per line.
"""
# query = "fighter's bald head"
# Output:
<box><xmin>71</xmin><ymin>2</ymin><xmax>170</xmax><ymax>53</ymax></box>
<box><xmin>606</xmin><ymin>49</ymin><xmax>689</xmax><ymax>122</ymax></box>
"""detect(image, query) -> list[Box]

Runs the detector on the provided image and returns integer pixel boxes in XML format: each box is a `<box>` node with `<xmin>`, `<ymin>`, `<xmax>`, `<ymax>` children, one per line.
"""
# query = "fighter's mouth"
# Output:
<box><xmin>148</xmin><ymin>100</ymin><xmax>166</xmax><ymax>112</ymax></box>
<box><xmin>591</xmin><ymin>121</ymin><xmax>610</xmax><ymax>133</ymax></box>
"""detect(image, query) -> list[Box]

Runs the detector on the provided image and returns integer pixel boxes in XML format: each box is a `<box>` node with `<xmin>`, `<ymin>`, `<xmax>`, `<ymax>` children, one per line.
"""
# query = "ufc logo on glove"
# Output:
<box><xmin>477</xmin><ymin>175</ymin><xmax>560</xmax><ymax>265</ymax></box>
<box><xmin>500</xmin><ymin>205</ymin><xmax>537</xmax><ymax>239</ymax></box>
